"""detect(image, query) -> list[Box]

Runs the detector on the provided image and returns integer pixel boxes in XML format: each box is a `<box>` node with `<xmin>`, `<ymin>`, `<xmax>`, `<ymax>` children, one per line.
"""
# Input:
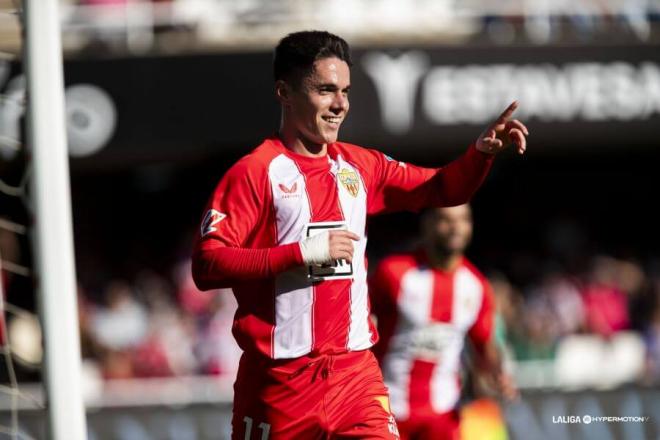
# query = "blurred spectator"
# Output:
<box><xmin>489</xmin><ymin>272</ymin><xmax>523</xmax><ymax>350</ymax></box>
<box><xmin>87</xmin><ymin>281</ymin><xmax>148</xmax><ymax>379</ymax></box>
<box><xmin>511</xmin><ymin>292</ymin><xmax>559</xmax><ymax>361</ymax></box>
<box><xmin>80</xmin><ymin>0</ymin><xmax>127</xmax><ymax>5</ymax></box>
<box><xmin>68</xmin><ymin>243</ymin><xmax>657</xmax><ymax>393</ymax></box>
<box><xmin>581</xmin><ymin>256</ymin><xmax>630</xmax><ymax>338</ymax></box>
<box><xmin>176</xmin><ymin>258</ymin><xmax>215</xmax><ymax>316</ymax></box>
<box><xmin>175</xmin><ymin>259</ymin><xmax>242</xmax><ymax>378</ymax></box>
<box><xmin>76</xmin><ymin>256</ymin><xmax>246</xmax><ymax>380</ymax></box>
<box><xmin>90</xmin><ymin>280</ymin><xmax>148</xmax><ymax>350</ymax></box>
<box><xmin>195</xmin><ymin>290</ymin><xmax>242</xmax><ymax>377</ymax></box>
<box><xmin>132</xmin><ymin>270</ymin><xmax>198</xmax><ymax>377</ymax></box>
<box><xmin>538</xmin><ymin>271</ymin><xmax>585</xmax><ymax>337</ymax></box>
<box><xmin>642</xmin><ymin>275</ymin><xmax>660</xmax><ymax>383</ymax></box>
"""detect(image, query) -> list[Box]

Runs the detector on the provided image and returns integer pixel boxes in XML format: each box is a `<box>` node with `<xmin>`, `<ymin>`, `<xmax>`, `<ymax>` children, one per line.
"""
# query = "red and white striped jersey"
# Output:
<box><xmin>369</xmin><ymin>252</ymin><xmax>494</xmax><ymax>419</ymax></box>
<box><xmin>193</xmin><ymin>136</ymin><xmax>493</xmax><ymax>359</ymax></box>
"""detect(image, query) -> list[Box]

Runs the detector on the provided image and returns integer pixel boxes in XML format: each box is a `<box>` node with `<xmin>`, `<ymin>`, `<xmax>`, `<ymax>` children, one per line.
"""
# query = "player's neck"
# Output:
<box><xmin>278</xmin><ymin>126</ymin><xmax>327</xmax><ymax>158</ymax></box>
<box><xmin>427</xmin><ymin>249</ymin><xmax>462</xmax><ymax>272</ymax></box>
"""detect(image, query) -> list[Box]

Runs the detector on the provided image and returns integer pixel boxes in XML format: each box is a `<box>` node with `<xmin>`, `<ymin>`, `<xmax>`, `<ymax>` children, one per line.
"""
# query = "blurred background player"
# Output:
<box><xmin>370</xmin><ymin>204</ymin><xmax>518</xmax><ymax>440</ymax></box>
<box><xmin>192</xmin><ymin>30</ymin><xmax>527</xmax><ymax>439</ymax></box>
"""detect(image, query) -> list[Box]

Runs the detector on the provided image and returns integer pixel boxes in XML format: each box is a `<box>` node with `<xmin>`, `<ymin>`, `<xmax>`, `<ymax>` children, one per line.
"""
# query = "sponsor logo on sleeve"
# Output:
<box><xmin>201</xmin><ymin>209</ymin><xmax>226</xmax><ymax>237</ymax></box>
<box><xmin>384</xmin><ymin>153</ymin><xmax>406</xmax><ymax>168</ymax></box>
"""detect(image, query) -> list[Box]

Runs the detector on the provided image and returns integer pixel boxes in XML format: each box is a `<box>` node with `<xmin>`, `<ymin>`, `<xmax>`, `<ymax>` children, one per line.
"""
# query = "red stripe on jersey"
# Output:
<box><xmin>408</xmin><ymin>359</ymin><xmax>436</xmax><ymax>415</ymax></box>
<box><xmin>369</xmin><ymin>255</ymin><xmax>415</xmax><ymax>361</ymax></box>
<box><xmin>293</xmin><ymin>155</ymin><xmax>352</xmax><ymax>354</ymax></box>
<box><xmin>430</xmin><ymin>270</ymin><xmax>454</xmax><ymax>323</ymax></box>
<box><xmin>233</xmin><ymin>196</ymin><xmax>280</xmax><ymax>357</ymax></box>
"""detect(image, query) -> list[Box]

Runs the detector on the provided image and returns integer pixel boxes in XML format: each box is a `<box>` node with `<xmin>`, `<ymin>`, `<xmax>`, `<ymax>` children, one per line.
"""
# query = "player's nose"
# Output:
<box><xmin>331</xmin><ymin>92</ymin><xmax>348</xmax><ymax>113</ymax></box>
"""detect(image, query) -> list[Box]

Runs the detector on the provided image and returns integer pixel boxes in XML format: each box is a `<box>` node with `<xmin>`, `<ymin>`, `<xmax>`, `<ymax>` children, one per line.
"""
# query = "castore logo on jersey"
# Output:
<box><xmin>278</xmin><ymin>182</ymin><xmax>300</xmax><ymax>199</ymax></box>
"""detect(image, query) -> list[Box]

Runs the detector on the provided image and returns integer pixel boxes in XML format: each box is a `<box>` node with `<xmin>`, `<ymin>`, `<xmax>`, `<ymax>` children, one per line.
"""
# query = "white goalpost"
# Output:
<box><xmin>24</xmin><ymin>0</ymin><xmax>87</xmax><ymax>438</ymax></box>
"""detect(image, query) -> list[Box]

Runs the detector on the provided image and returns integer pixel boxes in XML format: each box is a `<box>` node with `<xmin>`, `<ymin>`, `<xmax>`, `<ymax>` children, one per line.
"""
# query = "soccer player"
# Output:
<box><xmin>369</xmin><ymin>204</ymin><xmax>518</xmax><ymax>440</ymax></box>
<box><xmin>192</xmin><ymin>31</ymin><xmax>528</xmax><ymax>439</ymax></box>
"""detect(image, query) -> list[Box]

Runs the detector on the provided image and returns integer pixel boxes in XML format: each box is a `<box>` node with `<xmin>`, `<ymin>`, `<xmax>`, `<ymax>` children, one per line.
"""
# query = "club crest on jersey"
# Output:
<box><xmin>338</xmin><ymin>169</ymin><xmax>360</xmax><ymax>197</ymax></box>
<box><xmin>201</xmin><ymin>209</ymin><xmax>226</xmax><ymax>237</ymax></box>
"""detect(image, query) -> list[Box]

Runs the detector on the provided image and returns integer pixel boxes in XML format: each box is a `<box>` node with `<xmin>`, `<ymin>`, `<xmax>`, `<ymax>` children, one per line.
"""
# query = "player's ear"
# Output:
<box><xmin>275</xmin><ymin>80</ymin><xmax>291</xmax><ymax>106</ymax></box>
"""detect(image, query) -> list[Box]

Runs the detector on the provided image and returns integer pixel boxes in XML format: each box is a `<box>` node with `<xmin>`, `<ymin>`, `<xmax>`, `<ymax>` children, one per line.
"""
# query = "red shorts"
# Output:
<box><xmin>232</xmin><ymin>349</ymin><xmax>400</xmax><ymax>440</ymax></box>
<box><xmin>396</xmin><ymin>410</ymin><xmax>460</xmax><ymax>440</ymax></box>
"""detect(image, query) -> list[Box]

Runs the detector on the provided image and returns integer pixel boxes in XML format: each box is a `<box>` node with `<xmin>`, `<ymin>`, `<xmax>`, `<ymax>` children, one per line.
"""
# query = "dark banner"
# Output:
<box><xmin>1</xmin><ymin>44</ymin><xmax>658</xmax><ymax>165</ymax></box>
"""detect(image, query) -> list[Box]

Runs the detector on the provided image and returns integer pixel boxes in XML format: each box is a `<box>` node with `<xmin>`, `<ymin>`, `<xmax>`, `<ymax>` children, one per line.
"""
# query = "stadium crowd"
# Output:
<box><xmin>70</xmin><ymin>245</ymin><xmax>660</xmax><ymax>388</ymax></box>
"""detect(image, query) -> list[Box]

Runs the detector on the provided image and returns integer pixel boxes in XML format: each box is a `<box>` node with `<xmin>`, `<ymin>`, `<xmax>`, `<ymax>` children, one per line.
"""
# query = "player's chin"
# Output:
<box><xmin>320</xmin><ymin>129</ymin><xmax>340</xmax><ymax>144</ymax></box>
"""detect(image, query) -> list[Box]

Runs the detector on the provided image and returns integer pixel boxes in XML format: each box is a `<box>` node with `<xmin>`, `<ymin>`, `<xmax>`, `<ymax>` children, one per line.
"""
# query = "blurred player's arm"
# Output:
<box><xmin>472</xmin><ymin>339</ymin><xmax>518</xmax><ymax>402</ymax></box>
<box><xmin>468</xmin><ymin>282</ymin><xmax>519</xmax><ymax>401</ymax></box>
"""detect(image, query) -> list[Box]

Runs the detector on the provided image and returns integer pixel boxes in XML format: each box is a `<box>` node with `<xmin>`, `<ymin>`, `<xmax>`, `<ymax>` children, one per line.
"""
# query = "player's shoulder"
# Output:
<box><xmin>333</xmin><ymin>141</ymin><xmax>386</xmax><ymax>165</ymax></box>
<box><xmin>225</xmin><ymin>138</ymin><xmax>283</xmax><ymax>178</ymax></box>
<box><xmin>375</xmin><ymin>252</ymin><xmax>420</xmax><ymax>278</ymax></box>
<box><xmin>460</xmin><ymin>257</ymin><xmax>490</xmax><ymax>287</ymax></box>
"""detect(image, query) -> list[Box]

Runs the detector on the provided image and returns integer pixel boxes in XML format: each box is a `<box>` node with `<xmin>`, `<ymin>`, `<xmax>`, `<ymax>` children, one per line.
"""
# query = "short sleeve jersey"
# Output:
<box><xmin>369</xmin><ymin>253</ymin><xmax>494</xmax><ymax>419</ymax></box>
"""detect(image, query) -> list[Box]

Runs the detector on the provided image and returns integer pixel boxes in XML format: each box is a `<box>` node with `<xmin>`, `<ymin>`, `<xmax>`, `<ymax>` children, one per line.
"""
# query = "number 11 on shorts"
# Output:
<box><xmin>243</xmin><ymin>416</ymin><xmax>271</xmax><ymax>440</ymax></box>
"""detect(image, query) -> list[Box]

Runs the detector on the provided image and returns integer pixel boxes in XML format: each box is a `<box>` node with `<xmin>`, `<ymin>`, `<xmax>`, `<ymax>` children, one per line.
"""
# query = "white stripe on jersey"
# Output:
<box><xmin>382</xmin><ymin>268</ymin><xmax>434</xmax><ymax>420</ymax></box>
<box><xmin>334</xmin><ymin>155</ymin><xmax>372</xmax><ymax>350</ymax></box>
<box><xmin>427</xmin><ymin>267</ymin><xmax>483</xmax><ymax>412</ymax></box>
<box><xmin>452</xmin><ymin>267</ymin><xmax>483</xmax><ymax>331</ymax></box>
<box><xmin>382</xmin><ymin>265</ymin><xmax>485</xmax><ymax>416</ymax></box>
<box><xmin>429</xmin><ymin>335</ymin><xmax>463</xmax><ymax>413</ymax></box>
<box><xmin>398</xmin><ymin>268</ymin><xmax>435</xmax><ymax>327</ymax></box>
<box><xmin>429</xmin><ymin>267</ymin><xmax>483</xmax><ymax>412</ymax></box>
<box><xmin>269</xmin><ymin>154</ymin><xmax>314</xmax><ymax>358</ymax></box>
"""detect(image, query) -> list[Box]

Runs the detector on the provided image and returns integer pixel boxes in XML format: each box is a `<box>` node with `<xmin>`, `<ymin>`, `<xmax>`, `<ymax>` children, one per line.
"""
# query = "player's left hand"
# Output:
<box><xmin>476</xmin><ymin>101</ymin><xmax>529</xmax><ymax>155</ymax></box>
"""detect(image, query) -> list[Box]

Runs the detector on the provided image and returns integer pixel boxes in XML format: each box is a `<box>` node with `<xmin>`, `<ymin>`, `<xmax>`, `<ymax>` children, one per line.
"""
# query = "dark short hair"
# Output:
<box><xmin>273</xmin><ymin>30</ymin><xmax>352</xmax><ymax>85</ymax></box>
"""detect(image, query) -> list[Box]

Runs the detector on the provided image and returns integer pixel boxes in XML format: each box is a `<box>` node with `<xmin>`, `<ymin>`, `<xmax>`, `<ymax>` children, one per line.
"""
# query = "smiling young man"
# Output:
<box><xmin>192</xmin><ymin>31</ymin><xmax>528</xmax><ymax>439</ymax></box>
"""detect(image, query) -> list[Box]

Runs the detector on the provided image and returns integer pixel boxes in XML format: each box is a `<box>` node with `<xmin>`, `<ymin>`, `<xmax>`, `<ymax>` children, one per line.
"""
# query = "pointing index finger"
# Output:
<box><xmin>496</xmin><ymin>100</ymin><xmax>518</xmax><ymax>124</ymax></box>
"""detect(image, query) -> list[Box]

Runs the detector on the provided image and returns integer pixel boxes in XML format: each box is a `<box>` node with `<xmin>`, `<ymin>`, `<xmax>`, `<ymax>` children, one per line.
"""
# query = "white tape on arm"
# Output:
<box><xmin>299</xmin><ymin>230</ymin><xmax>331</xmax><ymax>265</ymax></box>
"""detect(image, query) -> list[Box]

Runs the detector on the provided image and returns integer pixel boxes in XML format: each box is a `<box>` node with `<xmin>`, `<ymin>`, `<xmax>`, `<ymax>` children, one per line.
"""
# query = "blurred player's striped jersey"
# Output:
<box><xmin>370</xmin><ymin>253</ymin><xmax>494</xmax><ymax>419</ymax></box>
<box><xmin>193</xmin><ymin>136</ymin><xmax>493</xmax><ymax>359</ymax></box>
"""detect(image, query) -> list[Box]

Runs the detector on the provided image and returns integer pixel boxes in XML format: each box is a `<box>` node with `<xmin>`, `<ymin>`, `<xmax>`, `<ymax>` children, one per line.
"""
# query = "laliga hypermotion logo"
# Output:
<box><xmin>201</xmin><ymin>209</ymin><xmax>226</xmax><ymax>237</ymax></box>
<box><xmin>338</xmin><ymin>169</ymin><xmax>360</xmax><ymax>197</ymax></box>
